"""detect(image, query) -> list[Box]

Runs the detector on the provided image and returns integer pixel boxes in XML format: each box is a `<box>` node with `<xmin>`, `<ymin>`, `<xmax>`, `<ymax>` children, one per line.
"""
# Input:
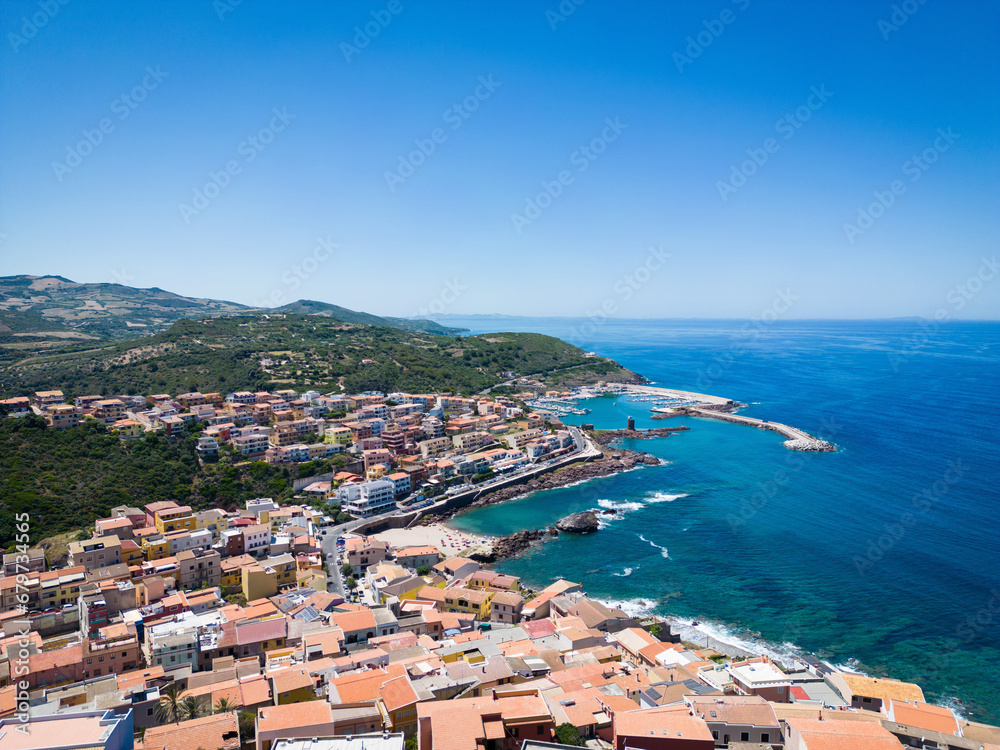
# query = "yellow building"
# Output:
<box><xmin>153</xmin><ymin>506</ymin><xmax>196</xmax><ymax>533</ymax></box>
<box><xmin>442</xmin><ymin>587</ymin><xmax>494</xmax><ymax>620</ymax></box>
<box><xmin>242</xmin><ymin>563</ymin><xmax>278</xmax><ymax>600</ymax></box>
<box><xmin>121</xmin><ymin>543</ymin><xmax>145</xmax><ymax>567</ymax></box>
<box><xmin>194</xmin><ymin>509</ymin><xmax>229</xmax><ymax>537</ymax></box>
<box><xmin>142</xmin><ymin>537</ymin><xmax>170</xmax><ymax>561</ymax></box>
<box><xmin>270</xmin><ymin>667</ymin><xmax>315</xmax><ymax>705</ymax></box>
<box><xmin>262</xmin><ymin>554</ymin><xmax>297</xmax><ymax>589</ymax></box>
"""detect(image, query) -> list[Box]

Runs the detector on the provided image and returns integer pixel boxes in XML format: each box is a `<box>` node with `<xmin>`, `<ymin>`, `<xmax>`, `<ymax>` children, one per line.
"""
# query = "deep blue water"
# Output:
<box><xmin>444</xmin><ymin>318</ymin><xmax>1000</xmax><ymax>722</ymax></box>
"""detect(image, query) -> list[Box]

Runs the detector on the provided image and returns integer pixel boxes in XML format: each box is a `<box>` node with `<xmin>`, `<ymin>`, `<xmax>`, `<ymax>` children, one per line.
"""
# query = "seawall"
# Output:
<box><xmin>686</xmin><ymin>407</ymin><xmax>834</xmax><ymax>451</ymax></box>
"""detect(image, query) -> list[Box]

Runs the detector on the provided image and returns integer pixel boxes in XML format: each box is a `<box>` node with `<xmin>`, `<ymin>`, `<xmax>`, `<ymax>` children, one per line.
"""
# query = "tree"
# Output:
<box><xmin>345</xmin><ymin>576</ymin><xmax>357</xmax><ymax>592</ymax></box>
<box><xmin>238</xmin><ymin>711</ymin><xmax>256</xmax><ymax>741</ymax></box>
<box><xmin>649</xmin><ymin>622</ymin><xmax>663</xmax><ymax>640</ymax></box>
<box><xmin>134</xmin><ymin>726</ymin><xmax>147</xmax><ymax>744</ymax></box>
<box><xmin>341</xmin><ymin>562</ymin><xmax>353</xmax><ymax>579</ymax></box>
<box><xmin>155</xmin><ymin>684</ymin><xmax>184</xmax><ymax>724</ymax></box>
<box><xmin>416</xmin><ymin>565</ymin><xmax>431</xmax><ymax>577</ymax></box>
<box><xmin>180</xmin><ymin>696</ymin><xmax>202</xmax><ymax>721</ymax></box>
<box><xmin>554</xmin><ymin>722</ymin><xmax>586</xmax><ymax>746</ymax></box>
<box><xmin>214</xmin><ymin>697</ymin><xmax>238</xmax><ymax>714</ymax></box>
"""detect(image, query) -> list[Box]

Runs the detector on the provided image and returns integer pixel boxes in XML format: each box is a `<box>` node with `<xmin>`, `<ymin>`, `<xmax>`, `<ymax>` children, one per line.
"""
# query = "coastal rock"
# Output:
<box><xmin>783</xmin><ymin>438</ymin><xmax>835</xmax><ymax>452</ymax></box>
<box><xmin>471</xmin><ymin>529</ymin><xmax>550</xmax><ymax>563</ymax></box>
<box><xmin>556</xmin><ymin>511</ymin><xmax>601</xmax><ymax>534</ymax></box>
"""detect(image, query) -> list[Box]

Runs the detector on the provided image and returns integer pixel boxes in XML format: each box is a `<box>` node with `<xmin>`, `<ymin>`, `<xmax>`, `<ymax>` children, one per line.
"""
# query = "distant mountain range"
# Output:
<box><xmin>0</xmin><ymin>275</ymin><xmax>463</xmax><ymax>340</ymax></box>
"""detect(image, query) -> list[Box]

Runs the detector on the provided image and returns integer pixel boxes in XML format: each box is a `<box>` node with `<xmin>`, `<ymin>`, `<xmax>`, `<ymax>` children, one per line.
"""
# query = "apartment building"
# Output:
<box><xmin>67</xmin><ymin>536</ymin><xmax>123</xmax><ymax>572</ymax></box>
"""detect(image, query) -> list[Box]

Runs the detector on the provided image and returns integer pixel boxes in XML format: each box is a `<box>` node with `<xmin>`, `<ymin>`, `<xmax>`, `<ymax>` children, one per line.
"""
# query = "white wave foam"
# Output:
<box><xmin>612</xmin><ymin>567</ymin><xmax>634</xmax><ymax>577</ymax></box>
<box><xmin>638</xmin><ymin>533</ymin><xmax>669</xmax><ymax>558</ymax></box>
<box><xmin>597</xmin><ymin>499</ymin><xmax>645</xmax><ymax>512</ymax></box>
<box><xmin>592</xmin><ymin>597</ymin><xmax>655</xmax><ymax>618</ymax></box>
<box><xmin>668</xmin><ymin>616</ymin><xmax>809</xmax><ymax>669</ymax></box>
<box><xmin>645</xmin><ymin>491</ymin><xmax>689</xmax><ymax>503</ymax></box>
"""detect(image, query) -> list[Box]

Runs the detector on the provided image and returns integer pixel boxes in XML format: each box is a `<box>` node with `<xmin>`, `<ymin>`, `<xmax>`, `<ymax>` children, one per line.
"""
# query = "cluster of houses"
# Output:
<box><xmin>2</xmin><ymin>387</ymin><xmax>583</xmax><ymax>520</ymax></box>
<box><xmin>1</xmin><ymin>497</ymin><xmax>998</xmax><ymax>750</ymax></box>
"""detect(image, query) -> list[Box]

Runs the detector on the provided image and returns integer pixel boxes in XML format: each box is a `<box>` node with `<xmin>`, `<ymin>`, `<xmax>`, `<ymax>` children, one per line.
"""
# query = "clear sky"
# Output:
<box><xmin>1</xmin><ymin>0</ymin><xmax>998</xmax><ymax>319</ymax></box>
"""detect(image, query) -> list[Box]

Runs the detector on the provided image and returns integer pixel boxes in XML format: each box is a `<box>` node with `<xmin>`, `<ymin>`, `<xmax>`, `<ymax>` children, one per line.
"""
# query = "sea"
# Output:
<box><xmin>440</xmin><ymin>317</ymin><xmax>1000</xmax><ymax>722</ymax></box>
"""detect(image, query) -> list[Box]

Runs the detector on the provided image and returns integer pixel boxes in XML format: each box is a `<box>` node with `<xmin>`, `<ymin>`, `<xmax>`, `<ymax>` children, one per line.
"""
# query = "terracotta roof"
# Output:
<box><xmin>841</xmin><ymin>674</ymin><xmax>925</xmax><ymax>703</ymax></box>
<box><xmin>331</xmin><ymin>608</ymin><xmax>377</xmax><ymax>633</ymax></box>
<box><xmin>141</xmin><ymin>711</ymin><xmax>241</xmax><ymax>750</ymax></box>
<box><xmin>379</xmin><ymin>675</ymin><xmax>420</xmax><ymax>712</ymax></box>
<box><xmin>29</xmin><ymin>643</ymin><xmax>82</xmax><ymax>672</ymax></box>
<box><xmin>885</xmin><ymin>699</ymin><xmax>960</xmax><ymax>735</ymax></box>
<box><xmin>615</xmin><ymin>705</ymin><xmax>714</xmax><ymax>742</ymax></box>
<box><xmin>688</xmin><ymin>694</ymin><xmax>779</xmax><ymax>727</ymax></box>
<box><xmin>269</xmin><ymin>666</ymin><xmax>314</xmax><ymax>695</ymax></box>
<box><xmin>786</xmin><ymin>717</ymin><xmax>906</xmax><ymax>750</ymax></box>
<box><xmin>257</xmin><ymin>700</ymin><xmax>334</xmax><ymax>733</ymax></box>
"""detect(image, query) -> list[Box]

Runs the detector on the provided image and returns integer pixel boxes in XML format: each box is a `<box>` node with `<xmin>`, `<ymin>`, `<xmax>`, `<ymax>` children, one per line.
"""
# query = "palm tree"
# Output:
<box><xmin>155</xmin><ymin>684</ymin><xmax>184</xmax><ymax>724</ymax></box>
<box><xmin>214</xmin><ymin>697</ymin><xmax>238</xmax><ymax>714</ymax></box>
<box><xmin>180</xmin><ymin>696</ymin><xmax>202</xmax><ymax>721</ymax></box>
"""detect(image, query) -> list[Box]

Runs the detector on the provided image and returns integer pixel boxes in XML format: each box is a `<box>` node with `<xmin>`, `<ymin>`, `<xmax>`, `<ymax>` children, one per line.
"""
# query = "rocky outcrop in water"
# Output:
<box><xmin>783</xmin><ymin>438</ymin><xmax>835</xmax><ymax>452</ymax></box>
<box><xmin>468</xmin><ymin>529</ymin><xmax>551</xmax><ymax>563</ymax></box>
<box><xmin>556</xmin><ymin>511</ymin><xmax>601</xmax><ymax>534</ymax></box>
<box><xmin>592</xmin><ymin>426</ymin><xmax>689</xmax><ymax>444</ymax></box>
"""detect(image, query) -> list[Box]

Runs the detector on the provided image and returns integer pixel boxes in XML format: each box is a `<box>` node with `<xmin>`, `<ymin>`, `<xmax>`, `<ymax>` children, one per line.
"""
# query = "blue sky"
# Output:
<box><xmin>1</xmin><ymin>0</ymin><xmax>998</xmax><ymax>319</ymax></box>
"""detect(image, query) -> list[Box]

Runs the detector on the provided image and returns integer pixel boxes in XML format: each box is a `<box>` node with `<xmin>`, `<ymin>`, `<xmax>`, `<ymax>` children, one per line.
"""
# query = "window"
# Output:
<box><xmin>862</xmin><ymin>696</ymin><xmax>872</xmax><ymax>703</ymax></box>
<box><xmin>741</xmin><ymin>733</ymin><xmax>750</xmax><ymax>742</ymax></box>
<box><xmin>537</xmin><ymin>726</ymin><xmax>544</xmax><ymax>735</ymax></box>
<box><xmin>512</xmin><ymin>728</ymin><xmax>519</xmax><ymax>738</ymax></box>
<box><xmin>762</xmin><ymin>733</ymin><xmax>770</xmax><ymax>742</ymax></box>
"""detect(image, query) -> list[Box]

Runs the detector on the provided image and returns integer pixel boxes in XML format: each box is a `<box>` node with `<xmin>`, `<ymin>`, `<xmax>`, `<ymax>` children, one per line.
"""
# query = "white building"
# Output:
<box><xmin>341</xmin><ymin>479</ymin><xmax>396</xmax><ymax>518</ymax></box>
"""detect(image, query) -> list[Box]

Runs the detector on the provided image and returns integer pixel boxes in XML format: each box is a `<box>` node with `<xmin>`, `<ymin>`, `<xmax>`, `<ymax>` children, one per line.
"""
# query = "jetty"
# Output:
<box><xmin>621</xmin><ymin>384</ymin><xmax>733</xmax><ymax>406</ymax></box>
<box><xmin>686</xmin><ymin>407</ymin><xmax>835</xmax><ymax>452</ymax></box>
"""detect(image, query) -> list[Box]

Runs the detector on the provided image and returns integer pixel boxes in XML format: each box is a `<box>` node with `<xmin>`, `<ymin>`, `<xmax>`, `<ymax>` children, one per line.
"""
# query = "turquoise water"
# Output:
<box><xmin>445</xmin><ymin>318</ymin><xmax>1000</xmax><ymax>722</ymax></box>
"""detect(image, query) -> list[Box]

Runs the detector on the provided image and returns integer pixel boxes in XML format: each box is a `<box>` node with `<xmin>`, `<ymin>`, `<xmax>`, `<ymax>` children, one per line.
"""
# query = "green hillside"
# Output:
<box><xmin>0</xmin><ymin>314</ymin><xmax>639</xmax><ymax>399</ymax></box>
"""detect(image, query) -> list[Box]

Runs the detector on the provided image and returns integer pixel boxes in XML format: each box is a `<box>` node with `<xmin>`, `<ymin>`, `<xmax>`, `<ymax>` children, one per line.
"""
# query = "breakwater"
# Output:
<box><xmin>686</xmin><ymin>407</ymin><xmax>835</xmax><ymax>451</ymax></box>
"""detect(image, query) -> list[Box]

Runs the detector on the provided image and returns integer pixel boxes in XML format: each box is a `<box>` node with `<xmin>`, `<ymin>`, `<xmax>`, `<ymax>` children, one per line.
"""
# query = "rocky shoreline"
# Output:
<box><xmin>591</xmin><ymin>426</ymin><xmax>690</xmax><ymax>444</ymax></box>
<box><xmin>424</xmin><ymin>442</ymin><xmax>661</xmax><ymax>528</ymax></box>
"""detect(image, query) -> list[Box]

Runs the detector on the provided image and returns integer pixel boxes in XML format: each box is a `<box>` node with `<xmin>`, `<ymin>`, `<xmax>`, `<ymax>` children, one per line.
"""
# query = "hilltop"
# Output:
<box><xmin>0</xmin><ymin>275</ymin><xmax>462</xmax><ymax>343</ymax></box>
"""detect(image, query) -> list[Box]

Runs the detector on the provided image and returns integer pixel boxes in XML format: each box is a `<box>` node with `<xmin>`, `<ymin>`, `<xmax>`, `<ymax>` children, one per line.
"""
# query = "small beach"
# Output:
<box><xmin>368</xmin><ymin>523</ymin><xmax>494</xmax><ymax>557</ymax></box>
